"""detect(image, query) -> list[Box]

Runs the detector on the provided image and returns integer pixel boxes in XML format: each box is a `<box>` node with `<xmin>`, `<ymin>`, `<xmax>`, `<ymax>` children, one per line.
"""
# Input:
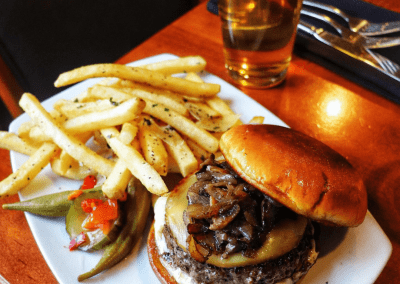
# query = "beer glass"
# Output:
<box><xmin>218</xmin><ymin>0</ymin><xmax>303</xmax><ymax>88</ymax></box>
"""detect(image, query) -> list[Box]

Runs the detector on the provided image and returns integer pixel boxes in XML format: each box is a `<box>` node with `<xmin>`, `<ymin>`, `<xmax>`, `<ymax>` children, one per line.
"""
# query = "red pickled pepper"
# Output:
<box><xmin>81</xmin><ymin>175</ymin><xmax>97</xmax><ymax>190</ymax></box>
<box><xmin>69</xmin><ymin>175</ymin><xmax>119</xmax><ymax>250</ymax></box>
<box><xmin>81</xmin><ymin>199</ymin><xmax>104</xmax><ymax>213</ymax></box>
<box><xmin>82</xmin><ymin>199</ymin><xmax>119</xmax><ymax>234</ymax></box>
<box><xmin>69</xmin><ymin>199</ymin><xmax>119</xmax><ymax>250</ymax></box>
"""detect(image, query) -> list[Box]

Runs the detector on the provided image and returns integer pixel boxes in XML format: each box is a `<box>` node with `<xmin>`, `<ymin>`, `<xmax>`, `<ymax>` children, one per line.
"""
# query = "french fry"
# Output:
<box><xmin>138</xmin><ymin>118</ymin><xmax>169</xmax><ymax>176</ymax></box>
<box><xmin>167</xmin><ymin>154</ymin><xmax>181</xmax><ymax>174</ymax></box>
<box><xmin>102</xmin><ymin>125</ymin><xmax>137</xmax><ymax>199</ymax></box>
<box><xmin>101</xmin><ymin>158</ymin><xmax>132</xmax><ymax>199</ymax></box>
<box><xmin>111</xmin><ymin>80</ymin><xmax>190</xmax><ymax>105</ymax></box>
<box><xmin>204</xmin><ymin>96</ymin><xmax>242</xmax><ymax>131</ymax></box>
<box><xmin>143</xmin><ymin>118</ymin><xmax>198</xmax><ymax>177</ymax></box>
<box><xmin>143</xmin><ymin>101</ymin><xmax>219</xmax><ymax>153</ymax></box>
<box><xmin>0</xmin><ymin>131</ymin><xmax>38</xmax><ymax>156</ymax></box>
<box><xmin>119</xmin><ymin>87</ymin><xmax>189</xmax><ymax>116</ymax></box>
<box><xmin>140</xmin><ymin>55</ymin><xmax>207</xmax><ymax>75</ymax></box>
<box><xmin>183</xmin><ymin>135</ymin><xmax>211</xmax><ymax>162</ymax></box>
<box><xmin>54</xmin><ymin>63</ymin><xmax>220</xmax><ymax>97</ymax></box>
<box><xmin>19</xmin><ymin>93</ymin><xmax>115</xmax><ymax>176</ymax></box>
<box><xmin>195</xmin><ymin>113</ymin><xmax>241</xmax><ymax>132</ymax></box>
<box><xmin>53</xmin><ymin>99</ymin><xmax>115</xmax><ymax>118</ymax></box>
<box><xmin>100</xmin><ymin>127</ymin><xmax>168</xmax><ymax>195</ymax></box>
<box><xmin>248</xmin><ymin>116</ymin><xmax>265</xmax><ymax>124</ymax></box>
<box><xmin>185</xmin><ymin>101</ymin><xmax>221</xmax><ymax>121</ymax></box>
<box><xmin>89</xmin><ymin>85</ymin><xmax>188</xmax><ymax>116</ymax></box>
<box><xmin>119</xmin><ymin>122</ymin><xmax>138</xmax><ymax>145</ymax></box>
<box><xmin>57</xmin><ymin>150</ymin><xmax>76</xmax><ymax>176</ymax></box>
<box><xmin>88</xmin><ymin>85</ymin><xmax>133</xmax><ymax>102</ymax></box>
<box><xmin>185</xmin><ymin>72</ymin><xmax>204</xmax><ymax>83</ymax></box>
<box><xmin>17</xmin><ymin>120</ymin><xmax>35</xmax><ymax>140</ymax></box>
<box><xmin>29</xmin><ymin>125</ymin><xmax>52</xmax><ymax>143</ymax></box>
<box><xmin>62</xmin><ymin>98</ymin><xmax>145</xmax><ymax>133</ymax></box>
<box><xmin>26</xmin><ymin>109</ymin><xmax>68</xmax><ymax>143</ymax></box>
<box><xmin>0</xmin><ymin>142</ymin><xmax>59</xmax><ymax>197</ymax></box>
<box><xmin>207</xmin><ymin>97</ymin><xmax>240</xmax><ymax>117</ymax></box>
<box><xmin>51</xmin><ymin>157</ymin><xmax>96</xmax><ymax>180</ymax></box>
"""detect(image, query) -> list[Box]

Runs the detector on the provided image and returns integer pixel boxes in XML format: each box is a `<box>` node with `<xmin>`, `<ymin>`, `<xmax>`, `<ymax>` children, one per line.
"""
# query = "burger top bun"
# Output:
<box><xmin>219</xmin><ymin>124</ymin><xmax>367</xmax><ymax>227</ymax></box>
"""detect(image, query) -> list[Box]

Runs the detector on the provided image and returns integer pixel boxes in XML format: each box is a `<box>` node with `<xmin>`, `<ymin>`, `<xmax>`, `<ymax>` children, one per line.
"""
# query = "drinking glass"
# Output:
<box><xmin>218</xmin><ymin>0</ymin><xmax>303</xmax><ymax>88</ymax></box>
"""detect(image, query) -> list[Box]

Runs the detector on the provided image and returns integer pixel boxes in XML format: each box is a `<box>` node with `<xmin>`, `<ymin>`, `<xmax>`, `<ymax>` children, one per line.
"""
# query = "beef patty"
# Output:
<box><xmin>160</xmin><ymin>221</ymin><xmax>317</xmax><ymax>284</ymax></box>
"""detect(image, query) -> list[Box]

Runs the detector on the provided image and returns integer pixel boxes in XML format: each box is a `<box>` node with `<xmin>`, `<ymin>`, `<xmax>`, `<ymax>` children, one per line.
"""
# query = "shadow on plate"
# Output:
<box><xmin>317</xmin><ymin>224</ymin><xmax>348</xmax><ymax>258</ymax></box>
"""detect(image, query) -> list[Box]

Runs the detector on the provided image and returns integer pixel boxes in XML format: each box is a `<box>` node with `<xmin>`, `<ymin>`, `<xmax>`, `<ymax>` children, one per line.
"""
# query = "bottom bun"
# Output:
<box><xmin>147</xmin><ymin>223</ymin><xmax>178</xmax><ymax>284</ymax></box>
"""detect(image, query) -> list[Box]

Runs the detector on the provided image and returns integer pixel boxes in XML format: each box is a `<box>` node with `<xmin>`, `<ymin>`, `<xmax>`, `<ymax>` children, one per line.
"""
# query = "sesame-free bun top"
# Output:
<box><xmin>219</xmin><ymin>124</ymin><xmax>367</xmax><ymax>227</ymax></box>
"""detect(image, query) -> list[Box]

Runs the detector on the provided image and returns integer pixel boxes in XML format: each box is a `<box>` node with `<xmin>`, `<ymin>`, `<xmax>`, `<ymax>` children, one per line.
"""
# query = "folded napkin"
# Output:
<box><xmin>207</xmin><ymin>0</ymin><xmax>400</xmax><ymax>103</ymax></box>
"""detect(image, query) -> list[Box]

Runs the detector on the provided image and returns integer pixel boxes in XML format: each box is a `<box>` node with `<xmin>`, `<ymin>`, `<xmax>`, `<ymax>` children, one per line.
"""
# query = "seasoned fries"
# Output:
<box><xmin>141</xmin><ymin>55</ymin><xmax>207</xmax><ymax>75</ymax></box>
<box><xmin>54</xmin><ymin>63</ymin><xmax>220</xmax><ymax>97</ymax></box>
<box><xmin>0</xmin><ymin>55</ymin><xmax>251</xmax><ymax>199</ymax></box>
<box><xmin>144</xmin><ymin>101</ymin><xmax>219</xmax><ymax>153</ymax></box>
<box><xmin>101</xmin><ymin>158</ymin><xmax>132</xmax><ymax>200</ymax></box>
<box><xmin>19</xmin><ymin>93</ymin><xmax>115</xmax><ymax>177</ymax></box>
<box><xmin>53</xmin><ymin>99</ymin><xmax>116</xmax><ymax>118</ymax></box>
<box><xmin>249</xmin><ymin>116</ymin><xmax>265</xmax><ymax>124</ymax></box>
<box><xmin>143</xmin><ymin>118</ymin><xmax>198</xmax><ymax>177</ymax></box>
<box><xmin>138</xmin><ymin>118</ymin><xmax>169</xmax><ymax>176</ymax></box>
<box><xmin>0</xmin><ymin>143</ymin><xmax>59</xmax><ymax>197</ymax></box>
<box><xmin>100</xmin><ymin>127</ymin><xmax>168</xmax><ymax>195</ymax></box>
<box><xmin>62</xmin><ymin>97</ymin><xmax>145</xmax><ymax>133</ymax></box>
<box><xmin>0</xmin><ymin>131</ymin><xmax>38</xmax><ymax>156</ymax></box>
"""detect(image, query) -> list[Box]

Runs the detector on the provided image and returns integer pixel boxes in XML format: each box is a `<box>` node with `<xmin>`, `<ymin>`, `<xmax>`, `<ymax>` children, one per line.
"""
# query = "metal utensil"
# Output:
<box><xmin>297</xmin><ymin>20</ymin><xmax>383</xmax><ymax>69</ymax></box>
<box><xmin>301</xmin><ymin>8</ymin><xmax>400</xmax><ymax>49</ymax></box>
<box><xmin>303</xmin><ymin>0</ymin><xmax>400</xmax><ymax>36</ymax></box>
<box><xmin>368</xmin><ymin>50</ymin><xmax>400</xmax><ymax>76</ymax></box>
<box><xmin>298</xmin><ymin>20</ymin><xmax>400</xmax><ymax>81</ymax></box>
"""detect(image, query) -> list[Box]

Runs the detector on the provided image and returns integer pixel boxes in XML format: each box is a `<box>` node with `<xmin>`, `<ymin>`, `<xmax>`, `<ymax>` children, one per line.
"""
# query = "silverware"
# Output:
<box><xmin>303</xmin><ymin>0</ymin><xmax>400</xmax><ymax>36</ymax></box>
<box><xmin>298</xmin><ymin>20</ymin><xmax>400</xmax><ymax>81</ymax></box>
<box><xmin>301</xmin><ymin>8</ymin><xmax>400</xmax><ymax>49</ymax></box>
<box><xmin>368</xmin><ymin>50</ymin><xmax>400</xmax><ymax>76</ymax></box>
<box><xmin>297</xmin><ymin>20</ymin><xmax>383</xmax><ymax>69</ymax></box>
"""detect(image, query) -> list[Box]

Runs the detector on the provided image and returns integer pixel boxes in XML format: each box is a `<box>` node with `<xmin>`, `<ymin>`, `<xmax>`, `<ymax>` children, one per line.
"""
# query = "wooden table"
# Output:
<box><xmin>1</xmin><ymin>1</ymin><xmax>399</xmax><ymax>283</ymax></box>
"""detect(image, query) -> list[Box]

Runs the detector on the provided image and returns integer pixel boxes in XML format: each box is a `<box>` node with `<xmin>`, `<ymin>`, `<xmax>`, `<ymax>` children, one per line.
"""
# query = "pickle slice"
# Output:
<box><xmin>65</xmin><ymin>190</ymin><xmax>122</xmax><ymax>251</ymax></box>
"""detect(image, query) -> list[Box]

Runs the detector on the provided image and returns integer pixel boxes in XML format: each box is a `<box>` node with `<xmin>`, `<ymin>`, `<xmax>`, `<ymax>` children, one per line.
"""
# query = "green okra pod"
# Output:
<box><xmin>2</xmin><ymin>187</ymin><xmax>102</xmax><ymax>217</ymax></box>
<box><xmin>77</xmin><ymin>178</ymin><xmax>151</xmax><ymax>281</ymax></box>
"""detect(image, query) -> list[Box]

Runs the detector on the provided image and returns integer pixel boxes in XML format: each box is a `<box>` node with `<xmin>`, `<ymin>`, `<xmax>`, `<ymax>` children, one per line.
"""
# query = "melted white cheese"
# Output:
<box><xmin>153</xmin><ymin>196</ymin><xmax>301</xmax><ymax>284</ymax></box>
<box><xmin>153</xmin><ymin>196</ymin><xmax>195</xmax><ymax>284</ymax></box>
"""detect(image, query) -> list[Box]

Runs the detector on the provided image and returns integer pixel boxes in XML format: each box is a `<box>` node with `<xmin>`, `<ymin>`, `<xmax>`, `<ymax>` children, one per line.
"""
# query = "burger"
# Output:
<box><xmin>148</xmin><ymin>124</ymin><xmax>368</xmax><ymax>284</ymax></box>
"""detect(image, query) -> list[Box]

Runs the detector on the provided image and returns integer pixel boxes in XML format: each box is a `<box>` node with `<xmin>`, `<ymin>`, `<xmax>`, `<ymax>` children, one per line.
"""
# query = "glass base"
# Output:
<box><xmin>226</xmin><ymin>64</ymin><xmax>288</xmax><ymax>89</ymax></box>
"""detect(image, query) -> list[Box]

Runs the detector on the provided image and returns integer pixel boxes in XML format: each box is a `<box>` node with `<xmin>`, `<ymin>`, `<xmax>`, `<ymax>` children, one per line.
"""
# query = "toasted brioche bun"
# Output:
<box><xmin>219</xmin><ymin>124</ymin><xmax>367</xmax><ymax>227</ymax></box>
<box><xmin>147</xmin><ymin>223</ymin><xmax>178</xmax><ymax>284</ymax></box>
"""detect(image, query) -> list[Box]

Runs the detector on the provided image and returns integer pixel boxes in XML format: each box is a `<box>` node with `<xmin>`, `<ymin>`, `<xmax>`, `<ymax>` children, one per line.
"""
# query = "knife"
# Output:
<box><xmin>297</xmin><ymin>20</ymin><xmax>383</xmax><ymax>70</ymax></box>
<box><xmin>302</xmin><ymin>0</ymin><xmax>400</xmax><ymax>36</ymax></box>
<box><xmin>300</xmin><ymin>8</ymin><xmax>400</xmax><ymax>49</ymax></box>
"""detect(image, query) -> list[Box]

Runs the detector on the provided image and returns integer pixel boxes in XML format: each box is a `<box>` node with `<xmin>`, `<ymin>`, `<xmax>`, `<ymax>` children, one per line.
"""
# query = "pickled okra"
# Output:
<box><xmin>2</xmin><ymin>187</ymin><xmax>101</xmax><ymax>216</ymax></box>
<box><xmin>78</xmin><ymin>177</ymin><xmax>151</xmax><ymax>281</ymax></box>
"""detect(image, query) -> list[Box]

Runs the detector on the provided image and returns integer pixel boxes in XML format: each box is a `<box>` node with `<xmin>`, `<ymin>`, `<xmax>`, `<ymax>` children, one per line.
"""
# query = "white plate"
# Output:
<box><xmin>9</xmin><ymin>54</ymin><xmax>392</xmax><ymax>284</ymax></box>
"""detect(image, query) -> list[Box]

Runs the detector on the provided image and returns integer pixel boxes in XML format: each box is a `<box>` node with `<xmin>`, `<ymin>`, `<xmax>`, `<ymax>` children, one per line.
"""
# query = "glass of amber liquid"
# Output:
<box><xmin>218</xmin><ymin>0</ymin><xmax>302</xmax><ymax>88</ymax></box>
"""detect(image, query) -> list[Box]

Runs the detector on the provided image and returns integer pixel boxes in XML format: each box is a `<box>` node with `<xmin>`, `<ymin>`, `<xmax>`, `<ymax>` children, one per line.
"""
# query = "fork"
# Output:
<box><xmin>369</xmin><ymin>51</ymin><xmax>400</xmax><ymax>77</ymax></box>
<box><xmin>303</xmin><ymin>0</ymin><xmax>400</xmax><ymax>36</ymax></box>
<box><xmin>301</xmin><ymin>8</ymin><xmax>400</xmax><ymax>49</ymax></box>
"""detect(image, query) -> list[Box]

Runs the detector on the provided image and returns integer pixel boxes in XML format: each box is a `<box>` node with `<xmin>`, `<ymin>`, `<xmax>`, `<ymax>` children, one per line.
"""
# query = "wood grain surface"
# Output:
<box><xmin>1</xmin><ymin>1</ymin><xmax>399</xmax><ymax>283</ymax></box>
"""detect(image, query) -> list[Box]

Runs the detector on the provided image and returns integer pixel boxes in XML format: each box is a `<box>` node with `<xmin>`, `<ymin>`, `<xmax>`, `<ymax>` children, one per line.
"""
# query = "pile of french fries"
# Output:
<box><xmin>0</xmin><ymin>55</ymin><xmax>264</xmax><ymax>199</ymax></box>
